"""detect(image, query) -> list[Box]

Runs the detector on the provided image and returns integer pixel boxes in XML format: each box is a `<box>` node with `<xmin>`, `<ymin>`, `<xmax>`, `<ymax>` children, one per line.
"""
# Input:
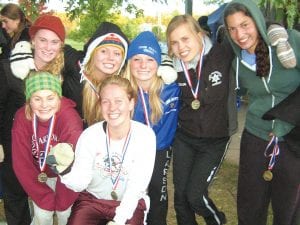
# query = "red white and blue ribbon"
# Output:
<box><xmin>105</xmin><ymin>125</ymin><xmax>132</xmax><ymax>191</ymax></box>
<box><xmin>264</xmin><ymin>135</ymin><xmax>280</xmax><ymax>171</ymax></box>
<box><xmin>138</xmin><ymin>86</ymin><xmax>151</xmax><ymax>127</ymax></box>
<box><xmin>32</xmin><ymin>114</ymin><xmax>56</xmax><ymax>173</ymax></box>
<box><xmin>179</xmin><ymin>41</ymin><xmax>205</xmax><ymax>100</ymax></box>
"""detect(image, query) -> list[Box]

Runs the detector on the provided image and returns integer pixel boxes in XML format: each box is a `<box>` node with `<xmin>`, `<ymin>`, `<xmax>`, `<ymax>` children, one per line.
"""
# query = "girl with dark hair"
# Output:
<box><xmin>224</xmin><ymin>1</ymin><xmax>300</xmax><ymax>224</ymax></box>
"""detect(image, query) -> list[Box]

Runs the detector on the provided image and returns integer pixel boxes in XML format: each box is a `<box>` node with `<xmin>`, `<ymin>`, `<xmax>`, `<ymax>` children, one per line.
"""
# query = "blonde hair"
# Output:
<box><xmin>125</xmin><ymin>59</ymin><xmax>163</xmax><ymax>125</ymax></box>
<box><xmin>166</xmin><ymin>14</ymin><xmax>205</xmax><ymax>57</ymax></box>
<box><xmin>82</xmin><ymin>47</ymin><xmax>127</xmax><ymax>126</ymax></box>
<box><xmin>42</xmin><ymin>49</ymin><xmax>65</xmax><ymax>77</ymax></box>
<box><xmin>98</xmin><ymin>75</ymin><xmax>135</xmax><ymax>103</ymax></box>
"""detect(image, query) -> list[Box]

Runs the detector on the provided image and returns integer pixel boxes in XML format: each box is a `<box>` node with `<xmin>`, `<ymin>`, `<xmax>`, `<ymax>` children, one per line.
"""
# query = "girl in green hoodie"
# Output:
<box><xmin>224</xmin><ymin>1</ymin><xmax>300</xmax><ymax>225</ymax></box>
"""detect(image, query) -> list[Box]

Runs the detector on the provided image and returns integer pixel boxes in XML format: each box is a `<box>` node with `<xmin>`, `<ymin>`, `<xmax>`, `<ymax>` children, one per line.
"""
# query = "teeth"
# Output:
<box><xmin>104</xmin><ymin>63</ymin><xmax>114</xmax><ymax>69</ymax></box>
<box><xmin>109</xmin><ymin>113</ymin><xmax>119</xmax><ymax>119</ymax></box>
<box><xmin>180</xmin><ymin>51</ymin><xmax>189</xmax><ymax>57</ymax></box>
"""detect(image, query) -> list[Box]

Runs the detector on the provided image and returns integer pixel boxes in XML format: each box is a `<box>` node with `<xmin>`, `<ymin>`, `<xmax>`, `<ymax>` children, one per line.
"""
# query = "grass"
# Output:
<box><xmin>166</xmin><ymin>160</ymin><xmax>239</xmax><ymax>225</ymax></box>
<box><xmin>0</xmin><ymin>160</ymin><xmax>274</xmax><ymax>225</ymax></box>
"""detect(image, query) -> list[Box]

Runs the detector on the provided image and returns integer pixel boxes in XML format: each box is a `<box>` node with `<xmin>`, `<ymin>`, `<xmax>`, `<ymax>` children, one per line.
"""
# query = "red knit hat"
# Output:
<box><xmin>29</xmin><ymin>14</ymin><xmax>65</xmax><ymax>41</ymax></box>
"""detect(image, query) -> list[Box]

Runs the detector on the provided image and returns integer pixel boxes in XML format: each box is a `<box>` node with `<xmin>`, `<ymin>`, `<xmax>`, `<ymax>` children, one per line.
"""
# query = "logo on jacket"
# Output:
<box><xmin>209</xmin><ymin>71</ymin><xmax>222</xmax><ymax>86</ymax></box>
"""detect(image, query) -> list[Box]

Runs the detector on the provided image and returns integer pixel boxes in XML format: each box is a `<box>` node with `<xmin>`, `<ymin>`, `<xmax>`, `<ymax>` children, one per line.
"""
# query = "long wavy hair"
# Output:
<box><xmin>82</xmin><ymin>47</ymin><xmax>127</xmax><ymax>126</ymax></box>
<box><xmin>223</xmin><ymin>2</ymin><xmax>270</xmax><ymax>77</ymax></box>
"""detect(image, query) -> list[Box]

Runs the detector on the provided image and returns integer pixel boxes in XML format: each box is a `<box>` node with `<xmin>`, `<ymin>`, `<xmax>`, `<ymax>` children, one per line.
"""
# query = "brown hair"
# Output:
<box><xmin>0</xmin><ymin>3</ymin><xmax>31</xmax><ymax>48</ymax></box>
<box><xmin>223</xmin><ymin>2</ymin><xmax>270</xmax><ymax>77</ymax></box>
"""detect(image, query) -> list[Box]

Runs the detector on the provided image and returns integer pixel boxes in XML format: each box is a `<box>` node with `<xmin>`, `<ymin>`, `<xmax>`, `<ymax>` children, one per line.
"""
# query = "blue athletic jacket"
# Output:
<box><xmin>133</xmin><ymin>82</ymin><xmax>180</xmax><ymax>151</ymax></box>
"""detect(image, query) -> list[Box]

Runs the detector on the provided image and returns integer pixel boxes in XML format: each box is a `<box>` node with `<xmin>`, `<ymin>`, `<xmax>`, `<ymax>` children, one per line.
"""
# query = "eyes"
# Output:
<box><xmin>99</xmin><ymin>48</ymin><xmax>122</xmax><ymax>57</ymax></box>
<box><xmin>31</xmin><ymin>93</ymin><xmax>58</xmax><ymax>104</ymax></box>
<box><xmin>170</xmin><ymin>36</ymin><xmax>189</xmax><ymax>46</ymax></box>
<box><xmin>101</xmin><ymin>99</ymin><xmax>124</xmax><ymax>106</ymax></box>
<box><xmin>227</xmin><ymin>22</ymin><xmax>251</xmax><ymax>34</ymax></box>
<box><xmin>132</xmin><ymin>56</ymin><xmax>155</xmax><ymax>63</ymax></box>
<box><xmin>37</xmin><ymin>37</ymin><xmax>61</xmax><ymax>45</ymax></box>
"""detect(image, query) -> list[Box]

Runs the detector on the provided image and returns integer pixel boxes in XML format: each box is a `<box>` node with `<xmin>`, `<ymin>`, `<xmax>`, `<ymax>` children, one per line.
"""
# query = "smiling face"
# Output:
<box><xmin>129</xmin><ymin>54</ymin><xmax>158</xmax><ymax>90</ymax></box>
<box><xmin>92</xmin><ymin>45</ymin><xmax>124</xmax><ymax>79</ymax></box>
<box><xmin>31</xmin><ymin>29</ymin><xmax>63</xmax><ymax>69</ymax></box>
<box><xmin>30</xmin><ymin>90</ymin><xmax>60</xmax><ymax>122</ymax></box>
<box><xmin>100</xmin><ymin>83</ymin><xmax>134</xmax><ymax>130</ymax></box>
<box><xmin>225</xmin><ymin>11</ymin><xmax>259</xmax><ymax>54</ymax></box>
<box><xmin>168</xmin><ymin>23</ymin><xmax>202</xmax><ymax>63</ymax></box>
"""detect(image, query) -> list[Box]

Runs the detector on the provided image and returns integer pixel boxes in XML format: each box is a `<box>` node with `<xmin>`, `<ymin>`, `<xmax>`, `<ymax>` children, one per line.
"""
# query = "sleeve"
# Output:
<box><xmin>12</xmin><ymin>110</ymin><xmax>56</xmax><ymax>211</ymax></box>
<box><xmin>262</xmin><ymin>86</ymin><xmax>300</xmax><ymax>126</ymax></box>
<box><xmin>60</xmin><ymin>129</ymin><xmax>96</xmax><ymax>192</ymax></box>
<box><xmin>154</xmin><ymin>84</ymin><xmax>180</xmax><ymax>150</ymax></box>
<box><xmin>113</xmin><ymin>126</ymin><xmax>156</xmax><ymax>225</ymax></box>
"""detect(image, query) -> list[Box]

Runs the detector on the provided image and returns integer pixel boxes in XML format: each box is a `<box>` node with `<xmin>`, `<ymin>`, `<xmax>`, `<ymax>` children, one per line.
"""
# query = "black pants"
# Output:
<box><xmin>237</xmin><ymin>129</ymin><xmax>300</xmax><ymax>225</ymax></box>
<box><xmin>172</xmin><ymin>130</ymin><xmax>229</xmax><ymax>225</ymax></box>
<box><xmin>146</xmin><ymin>148</ymin><xmax>172</xmax><ymax>225</ymax></box>
<box><xmin>1</xmin><ymin>161</ymin><xmax>31</xmax><ymax>225</ymax></box>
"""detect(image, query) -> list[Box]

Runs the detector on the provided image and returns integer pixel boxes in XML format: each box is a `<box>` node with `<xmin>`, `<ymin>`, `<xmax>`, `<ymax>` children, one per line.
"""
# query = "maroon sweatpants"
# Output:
<box><xmin>67</xmin><ymin>191</ymin><xmax>147</xmax><ymax>225</ymax></box>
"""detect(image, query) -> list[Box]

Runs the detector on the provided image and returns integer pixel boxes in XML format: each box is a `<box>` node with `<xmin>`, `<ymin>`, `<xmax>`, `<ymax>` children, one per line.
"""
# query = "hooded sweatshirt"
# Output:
<box><xmin>11</xmin><ymin>97</ymin><xmax>83</xmax><ymax>211</ymax></box>
<box><xmin>225</xmin><ymin>0</ymin><xmax>300</xmax><ymax>141</ymax></box>
<box><xmin>62</xmin><ymin>22</ymin><xmax>129</xmax><ymax>117</ymax></box>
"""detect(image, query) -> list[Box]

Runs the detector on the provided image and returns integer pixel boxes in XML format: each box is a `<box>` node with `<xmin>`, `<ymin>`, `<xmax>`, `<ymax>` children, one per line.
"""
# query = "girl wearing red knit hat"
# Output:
<box><xmin>0</xmin><ymin>13</ymin><xmax>68</xmax><ymax>225</ymax></box>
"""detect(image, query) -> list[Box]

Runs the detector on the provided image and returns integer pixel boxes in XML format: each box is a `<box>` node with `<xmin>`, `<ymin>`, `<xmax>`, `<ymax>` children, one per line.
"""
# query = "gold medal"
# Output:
<box><xmin>263</xmin><ymin>170</ymin><xmax>273</xmax><ymax>181</ymax></box>
<box><xmin>191</xmin><ymin>99</ymin><xmax>200</xmax><ymax>110</ymax></box>
<box><xmin>38</xmin><ymin>172</ymin><xmax>48</xmax><ymax>183</ymax></box>
<box><xmin>111</xmin><ymin>191</ymin><xmax>118</xmax><ymax>200</ymax></box>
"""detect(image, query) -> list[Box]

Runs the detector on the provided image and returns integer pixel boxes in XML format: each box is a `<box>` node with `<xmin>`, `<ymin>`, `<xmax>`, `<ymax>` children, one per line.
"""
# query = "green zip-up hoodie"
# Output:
<box><xmin>225</xmin><ymin>0</ymin><xmax>300</xmax><ymax>141</ymax></box>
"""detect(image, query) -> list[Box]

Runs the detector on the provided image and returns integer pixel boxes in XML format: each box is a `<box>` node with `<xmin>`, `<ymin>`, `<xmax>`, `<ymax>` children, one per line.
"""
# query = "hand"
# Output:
<box><xmin>46</xmin><ymin>143</ymin><xmax>74</xmax><ymax>175</ymax></box>
<box><xmin>267</xmin><ymin>24</ymin><xmax>296</xmax><ymax>68</ymax></box>
<box><xmin>0</xmin><ymin>144</ymin><xmax>4</xmax><ymax>162</ymax></box>
<box><xmin>157</xmin><ymin>54</ymin><xmax>177</xmax><ymax>84</ymax></box>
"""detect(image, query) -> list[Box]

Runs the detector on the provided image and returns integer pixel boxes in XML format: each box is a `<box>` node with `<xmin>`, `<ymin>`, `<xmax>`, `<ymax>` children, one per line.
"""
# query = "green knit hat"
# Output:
<box><xmin>25</xmin><ymin>71</ymin><xmax>62</xmax><ymax>100</ymax></box>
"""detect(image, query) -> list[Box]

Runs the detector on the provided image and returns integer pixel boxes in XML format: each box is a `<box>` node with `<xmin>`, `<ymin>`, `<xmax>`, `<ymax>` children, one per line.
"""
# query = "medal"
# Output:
<box><xmin>111</xmin><ymin>191</ymin><xmax>118</xmax><ymax>200</ymax></box>
<box><xmin>33</xmin><ymin>114</ymin><xmax>56</xmax><ymax>181</ymax></box>
<box><xmin>191</xmin><ymin>99</ymin><xmax>200</xmax><ymax>110</ymax></box>
<box><xmin>180</xmin><ymin>41</ymin><xmax>205</xmax><ymax>111</ymax></box>
<box><xmin>263</xmin><ymin>136</ymin><xmax>280</xmax><ymax>182</ymax></box>
<box><xmin>263</xmin><ymin>170</ymin><xmax>273</xmax><ymax>181</ymax></box>
<box><xmin>106</xmin><ymin>125</ymin><xmax>132</xmax><ymax>202</ymax></box>
<box><xmin>38</xmin><ymin>172</ymin><xmax>48</xmax><ymax>183</ymax></box>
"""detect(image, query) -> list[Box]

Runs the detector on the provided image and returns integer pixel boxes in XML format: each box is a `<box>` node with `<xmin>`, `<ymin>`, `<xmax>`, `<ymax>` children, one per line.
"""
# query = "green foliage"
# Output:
<box><xmin>258</xmin><ymin>0</ymin><xmax>299</xmax><ymax>28</ymax></box>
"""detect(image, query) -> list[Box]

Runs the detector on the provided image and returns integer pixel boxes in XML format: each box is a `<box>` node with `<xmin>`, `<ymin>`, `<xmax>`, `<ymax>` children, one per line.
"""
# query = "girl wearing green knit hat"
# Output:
<box><xmin>11</xmin><ymin>71</ymin><xmax>83</xmax><ymax>225</ymax></box>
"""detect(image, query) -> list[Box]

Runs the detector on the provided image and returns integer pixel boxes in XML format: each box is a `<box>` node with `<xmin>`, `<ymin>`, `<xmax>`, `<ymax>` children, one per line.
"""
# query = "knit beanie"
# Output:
<box><xmin>127</xmin><ymin>31</ymin><xmax>161</xmax><ymax>65</ymax></box>
<box><xmin>25</xmin><ymin>71</ymin><xmax>62</xmax><ymax>100</ymax></box>
<box><xmin>29</xmin><ymin>14</ymin><xmax>65</xmax><ymax>42</ymax></box>
<box><xmin>98</xmin><ymin>33</ymin><xmax>125</xmax><ymax>56</ymax></box>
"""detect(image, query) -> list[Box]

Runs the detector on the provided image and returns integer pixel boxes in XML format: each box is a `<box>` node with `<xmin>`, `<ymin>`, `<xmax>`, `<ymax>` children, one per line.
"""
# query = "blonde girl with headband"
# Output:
<box><xmin>11</xmin><ymin>71</ymin><xmax>83</xmax><ymax>225</ymax></box>
<box><xmin>166</xmin><ymin>14</ymin><xmax>237</xmax><ymax>225</ymax></box>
